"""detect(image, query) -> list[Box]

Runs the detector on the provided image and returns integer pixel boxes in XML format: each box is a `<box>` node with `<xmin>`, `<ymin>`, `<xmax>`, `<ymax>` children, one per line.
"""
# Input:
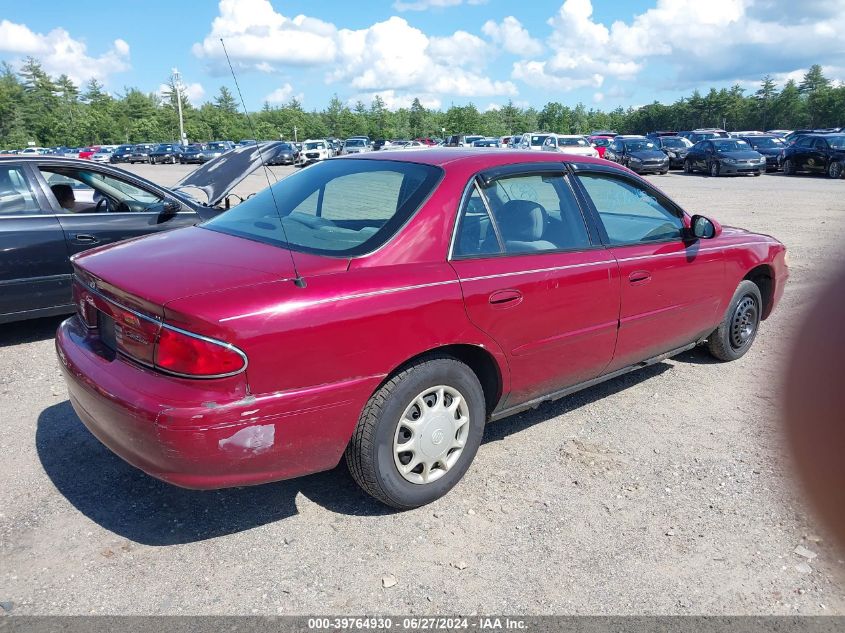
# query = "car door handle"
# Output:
<box><xmin>74</xmin><ymin>234</ymin><xmax>100</xmax><ymax>244</ymax></box>
<box><xmin>628</xmin><ymin>270</ymin><xmax>651</xmax><ymax>285</ymax></box>
<box><xmin>488</xmin><ymin>289</ymin><xmax>523</xmax><ymax>307</ymax></box>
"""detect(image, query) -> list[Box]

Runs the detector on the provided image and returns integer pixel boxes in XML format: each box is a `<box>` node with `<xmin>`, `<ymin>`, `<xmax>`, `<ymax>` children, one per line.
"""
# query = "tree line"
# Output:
<box><xmin>0</xmin><ymin>57</ymin><xmax>842</xmax><ymax>149</ymax></box>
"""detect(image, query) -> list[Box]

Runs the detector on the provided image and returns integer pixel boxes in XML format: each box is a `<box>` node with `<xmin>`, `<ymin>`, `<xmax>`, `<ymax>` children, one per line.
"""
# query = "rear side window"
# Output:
<box><xmin>453</xmin><ymin>173</ymin><xmax>592</xmax><ymax>257</ymax></box>
<box><xmin>576</xmin><ymin>173</ymin><xmax>683</xmax><ymax>245</ymax></box>
<box><xmin>0</xmin><ymin>165</ymin><xmax>40</xmax><ymax>215</ymax></box>
<box><xmin>204</xmin><ymin>159</ymin><xmax>442</xmax><ymax>257</ymax></box>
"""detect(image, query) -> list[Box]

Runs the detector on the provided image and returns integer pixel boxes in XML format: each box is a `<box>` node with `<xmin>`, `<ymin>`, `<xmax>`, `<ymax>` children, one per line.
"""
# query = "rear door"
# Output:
<box><xmin>572</xmin><ymin>167</ymin><xmax>724</xmax><ymax>371</ymax></box>
<box><xmin>449</xmin><ymin>166</ymin><xmax>620</xmax><ymax>407</ymax></box>
<box><xmin>33</xmin><ymin>165</ymin><xmax>199</xmax><ymax>258</ymax></box>
<box><xmin>0</xmin><ymin>162</ymin><xmax>71</xmax><ymax>321</ymax></box>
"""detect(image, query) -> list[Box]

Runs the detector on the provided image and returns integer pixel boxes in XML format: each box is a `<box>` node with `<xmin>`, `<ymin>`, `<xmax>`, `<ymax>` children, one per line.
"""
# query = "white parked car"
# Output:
<box><xmin>91</xmin><ymin>147</ymin><xmax>117</xmax><ymax>163</ymax></box>
<box><xmin>298</xmin><ymin>139</ymin><xmax>332</xmax><ymax>165</ymax></box>
<box><xmin>342</xmin><ymin>138</ymin><xmax>371</xmax><ymax>154</ymax></box>
<box><xmin>517</xmin><ymin>132</ymin><xmax>552</xmax><ymax>151</ymax></box>
<box><xmin>542</xmin><ymin>134</ymin><xmax>599</xmax><ymax>158</ymax></box>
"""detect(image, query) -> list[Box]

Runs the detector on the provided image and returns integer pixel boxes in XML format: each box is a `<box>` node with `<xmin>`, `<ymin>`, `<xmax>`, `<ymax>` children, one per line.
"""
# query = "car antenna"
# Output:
<box><xmin>220</xmin><ymin>38</ymin><xmax>306</xmax><ymax>289</ymax></box>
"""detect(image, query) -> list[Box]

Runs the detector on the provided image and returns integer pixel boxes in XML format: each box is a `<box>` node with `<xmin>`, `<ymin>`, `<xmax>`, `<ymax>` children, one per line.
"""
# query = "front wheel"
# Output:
<box><xmin>683</xmin><ymin>160</ymin><xmax>693</xmax><ymax>174</ymax></box>
<box><xmin>346</xmin><ymin>356</ymin><xmax>486</xmax><ymax>509</ymax></box>
<box><xmin>828</xmin><ymin>161</ymin><xmax>843</xmax><ymax>179</ymax></box>
<box><xmin>710</xmin><ymin>161</ymin><xmax>720</xmax><ymax>177</ymax></box>
<box><xmin>707</xmin><ymin>280</ymin><xmax>763</xmax><ymax>362</ymax></box>
<box><xmin>783</xmin><ymin>159</ymin><xmax>795</xmax><ymax>175</ymax></box>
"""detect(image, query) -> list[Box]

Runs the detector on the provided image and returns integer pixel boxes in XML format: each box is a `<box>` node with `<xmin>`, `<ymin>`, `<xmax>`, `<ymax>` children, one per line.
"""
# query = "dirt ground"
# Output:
<box><xmin>1</xmin><ymin>162</ymin><xmax>844</xmax><ymax>615</ymax></box>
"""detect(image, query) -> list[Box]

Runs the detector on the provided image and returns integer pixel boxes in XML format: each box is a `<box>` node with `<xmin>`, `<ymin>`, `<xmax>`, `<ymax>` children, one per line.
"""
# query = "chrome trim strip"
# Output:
<box><xmin>0</xmin><ymin>273</ymin><xmax>71</xmax><ymax>286</ymax></box>
<box><xmin>614</xmin><ymin>241</ymin><xmax>773</xmax><ymax>263</ymax></box>
<box><xmin>77</xmin><ymin>277</ymin><xmax>248</xmax><ymax>379</ymax></box>
<box><xmin>460</xmin><ymin>259</ymin><xmax>615</xmax><ymax>282</ymax></box>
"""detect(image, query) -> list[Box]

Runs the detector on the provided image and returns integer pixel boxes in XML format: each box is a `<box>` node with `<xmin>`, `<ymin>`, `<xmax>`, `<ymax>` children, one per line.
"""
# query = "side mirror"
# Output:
<box><xmin>689</xmin><ymin>214</ymin><xmax>720</xmax><ymax>239</ymax></box>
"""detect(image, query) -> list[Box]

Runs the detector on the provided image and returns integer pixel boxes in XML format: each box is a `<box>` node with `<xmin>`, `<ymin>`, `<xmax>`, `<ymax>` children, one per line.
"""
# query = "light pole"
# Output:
<box><xmin>171</xmin><ymin>68</ymin><xmax>187</xmax><ymax>146</ymax></box>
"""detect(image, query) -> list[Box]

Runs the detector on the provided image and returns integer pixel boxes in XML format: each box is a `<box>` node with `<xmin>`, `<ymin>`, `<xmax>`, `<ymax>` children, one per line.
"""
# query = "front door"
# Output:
<box><xmin>0</xmin><ymin>162</ymin><xmax>71</xmax><ymax>322</ymax></box>
<box><xmin>34</xmin><ymin>165</ymin><xmax>198</xmax><ymax>258</ymax></box>
<box><xmin>449</xmin><ymin>168</ymin><xmax>620</xmax><ymax>407</ymax></box>
<box><xmin>572</xmin><ymin>169</ymin><xmax>725</xmax><ymax>372</ymax></box>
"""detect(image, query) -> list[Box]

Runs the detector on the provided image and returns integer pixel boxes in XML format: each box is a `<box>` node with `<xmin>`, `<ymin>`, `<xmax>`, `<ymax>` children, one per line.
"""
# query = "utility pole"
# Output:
<box><xmin>171</xmin><ymin>68</ymin><xmax>187</xmax><ymax>146</ymax></box>
<box><xmin>294</xmin><ymin>125</ymin><xmax>298</xmax><ymax>142</ymax></box>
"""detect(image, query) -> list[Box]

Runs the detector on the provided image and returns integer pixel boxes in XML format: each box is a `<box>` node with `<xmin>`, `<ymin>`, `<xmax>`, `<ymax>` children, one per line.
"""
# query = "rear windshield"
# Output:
<box><xmin>623</xmin><ymin>140</ymin><xmax>656</xmax><ymax>151</ymax></box>
<box><xmin>661</xmin><ymin>137</ymin><xmax>689</xmax><ymax>148</ymax></box>
<box><xmin>203</xmin><ymin>159</ymin><xmax>443</xmax><ymax>257</ymax></box>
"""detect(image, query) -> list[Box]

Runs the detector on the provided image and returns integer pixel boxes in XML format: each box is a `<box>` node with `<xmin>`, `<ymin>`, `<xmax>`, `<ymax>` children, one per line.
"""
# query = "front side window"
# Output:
<box><xmin>204</xmin><ymin>159</ymin><xmax>442</xmax><ymax>257</ymax></box>
<box><xmin>576</xmin><ymin>173</ymin><xmax>683</xmax><ymax>245</ymax></box>
<box><xmin>41</xmin><ymin>168</ymin><xmax>163</xmax><ymax>213</ymax></box>
<box><xmin>454</xmin><ymin>172</ymin><xmax>591</xmax><ymax>256</ymax></box>
<box><xmin>0</xmin><ymin>165</ymin><xmax>40</xmax><ymax>215</ymax></box>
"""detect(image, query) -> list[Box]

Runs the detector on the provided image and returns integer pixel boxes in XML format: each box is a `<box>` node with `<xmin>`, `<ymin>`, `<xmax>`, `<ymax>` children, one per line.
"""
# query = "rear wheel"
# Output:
<box><xmin>707</xmin><ymin>280</ymin><xmax>763</xmax><ymax>362</ymax></box>
<box><xmin>783</xmin><ymin>158</ymin><xmax>795</xmax><ymax>175</ymax></box>
<box><xmin>710</xmin><ymin>161</ymin><xmax>720</xmax><ymax>177</ymax></box>
<box><xmin>346</xmin><ymin>356</ymin><xmax>486</xmax><ymax>509</ymax></box>
<box><xmin>828</xmin><ymin>161</ymin><xmax>843</xmax><ymax>179</ymax></box>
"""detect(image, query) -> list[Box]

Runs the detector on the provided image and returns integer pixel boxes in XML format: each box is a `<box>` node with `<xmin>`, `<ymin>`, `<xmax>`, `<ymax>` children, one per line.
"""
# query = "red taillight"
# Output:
<box><xmin>154</xmin><ymin>326</ymin><xmax>246</xmax><ymax>378</ymax></box>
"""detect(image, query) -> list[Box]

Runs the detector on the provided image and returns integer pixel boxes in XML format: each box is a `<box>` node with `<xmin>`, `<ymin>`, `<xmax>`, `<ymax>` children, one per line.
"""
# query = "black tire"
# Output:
<box><xmin>710</xmin><ymin>161</ymin><xmax>720</xmax><ymax>177</ymax></box>
<box><xmin>783</xmin><ymin>158</ymin><xmax>795</xmax><ymax>175</ymax></box>
<box><xmin>683</xmin><ymin>160</ymin><xmax>693</xmax><ymax>174</ymax></box>
<box><xmin>659</xmin><ymin>169</ymin><xmax>668</xmax><ymax>175</ymax></box>
<box><xmin>707</xmin><ymin>280</ymin><xmax>763</xmax><ymax>362</ymax></box>
<box><xmin>753</xmin><ymin>171</ymin><xmax>761</xmax><ymax>176</ymax></box>
<box><xmin>346</xmin><ymin>356</ymin><xmax>486</xmax><ymax>509</ymax></box>
<box><xmin>828</xmin><ymin>161</ymin><xmax>843</xmax><ymax>179</ymax></box>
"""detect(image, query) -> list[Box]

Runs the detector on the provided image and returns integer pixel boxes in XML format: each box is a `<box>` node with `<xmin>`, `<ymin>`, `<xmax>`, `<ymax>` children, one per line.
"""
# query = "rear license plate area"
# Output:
<box><xmin>98</xmin><ymin>311</ymin><xmax>117</xmax><ymax>353</ymax></box>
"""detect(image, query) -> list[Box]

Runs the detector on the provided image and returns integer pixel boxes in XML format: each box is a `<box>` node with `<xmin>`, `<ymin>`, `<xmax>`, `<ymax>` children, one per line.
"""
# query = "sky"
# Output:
<box><xmin>1</xmin><ymin>0</ymin><xmax>843</xmax><ymax>112</ymax></box>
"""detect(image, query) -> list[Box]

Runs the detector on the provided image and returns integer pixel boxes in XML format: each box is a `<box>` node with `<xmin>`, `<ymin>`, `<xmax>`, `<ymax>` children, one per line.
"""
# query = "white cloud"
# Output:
<box><xmin>194</xmin><ymin>3</ymin><xmax>515</xmax><ymax>105</ymax></box>
<box><xmin>331</xmin><ymin>17</ymin><xmax>516</xmax><ymax>100</ymax></box>
<box><xmin>192</xmin><ymin>0</ymin><xmax>338</xmax><ymax>71</ymax></box>
<box><xmin>265</xmin><ymin>83</ymin><xmax>304</xmax><ymax>104</ymax></box>
<box><xmin>482</xmin><ymin>17</ymin><xmax>543</xmax><ymax>57</ymax></box>
<box><xmin>158</xmin><ymin>82</ymin><xmax>206</xmax><ymax>106</ymax></box>
<box><xmin>509</xmin><ymin>0</ymin><xmax>845</xmax><ymax>94</ymax></box>
<box><xmin>393</xmin><ymin>0</ymin><xmax>487</xmax><ymax>11</ymax></box>
<box><xmin>349</xmin><ymin>90</ymin><xmax>442</xmax><ymax>110</ymax></box>
<box><xmin>0</xmin><ymin>19</ymin><xmax>130</xmax><ymax>85</ymax></box>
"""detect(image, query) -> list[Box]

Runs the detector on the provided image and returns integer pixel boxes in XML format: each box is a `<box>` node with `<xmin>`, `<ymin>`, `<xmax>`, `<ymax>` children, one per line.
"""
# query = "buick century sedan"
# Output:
<box><xmin>56</xmin><ymin>150</ymin><xmax>788</xmax><ymax>508</ymax></box>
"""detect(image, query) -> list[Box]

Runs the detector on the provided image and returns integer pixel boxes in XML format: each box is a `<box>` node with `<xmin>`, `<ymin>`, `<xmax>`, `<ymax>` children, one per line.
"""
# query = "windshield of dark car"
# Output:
<box><xmin>827</xmin><ymin>135</ymin><xmax>845</xmax><ymax>149</ymax></box>
<box><xmin>623</xmin><ymin>140</ymin><xmax>656</xmax><ymax>151</ymax></box>
<box><xmin>713</xmin><ymin>140</ymin><xmax>749</xmax><ymax>151</ymax></box>
<box><xmin>203</xmin><ymin>159</ymin><xmax>443</xmax><ymax>257</ymax></box>
<box><xmin>748</xmin><ymin>137</ymin><xmax>784</xmax><ymax>148</ymax></box>
<box><xmin>155</xmin><ymin>145</ymin><xmax>178</xmax><ymax>151</ymax></box>
<box><xmin>207</xmin><ymin>142</ymin><xmax>228</xmax><ymax>150</ymax></box>
<box><xmin>661</xmin><ymin>137</ymin><xmax>688</xmax><ymax>148</ymax></box>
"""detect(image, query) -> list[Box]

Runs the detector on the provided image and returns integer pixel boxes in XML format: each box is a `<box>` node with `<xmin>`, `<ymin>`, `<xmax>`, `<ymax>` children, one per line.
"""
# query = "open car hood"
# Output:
<box><xmin>174</xmin><ymin>141</ymin><xmax>286</xmax><ymax>207</ymax></box>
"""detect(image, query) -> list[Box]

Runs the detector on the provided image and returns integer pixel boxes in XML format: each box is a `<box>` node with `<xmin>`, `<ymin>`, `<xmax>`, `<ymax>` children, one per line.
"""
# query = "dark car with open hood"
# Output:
<box><xmin>603</xmin><ymin>136</ymin><xmax>670</xmax><ymax>174</ymax></box>
<box><xmin>652</xmin><ymin>135</ymin><xmax>693</xmax><ymax>169</ymax></box>
<box><xmin>684</xmin><ymin>139</ymin><xmax>767</xmax><ymax>177</ymax></box>
<box><xmin>781</xmin><ymin>134</ymin><xmax>845</xmax><ymax>179</ymax></box>
<box><xmin>0</xmin><ymin>142</ymin><xmax>287</xmax><ymax>324</ymax></box>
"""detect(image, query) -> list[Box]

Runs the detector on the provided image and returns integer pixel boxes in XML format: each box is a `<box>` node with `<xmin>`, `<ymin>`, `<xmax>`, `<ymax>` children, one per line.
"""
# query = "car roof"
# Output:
<box><xmin>340</xmin><ymin>148</ymin><xmax>609</xmax><ymax>170</ymax></box>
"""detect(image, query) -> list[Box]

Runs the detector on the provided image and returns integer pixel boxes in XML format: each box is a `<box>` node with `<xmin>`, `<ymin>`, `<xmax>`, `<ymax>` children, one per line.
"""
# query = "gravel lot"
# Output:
<box><xmin>1</xmin><ymin>162</ymin><xmax>844</xmax><ymax>615</ymax></box>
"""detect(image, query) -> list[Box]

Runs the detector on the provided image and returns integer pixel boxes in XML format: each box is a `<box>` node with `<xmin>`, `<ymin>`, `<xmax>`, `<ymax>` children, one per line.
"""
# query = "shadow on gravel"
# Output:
<box><xmin>37</xmin><ymin>359</ymin><xmax>678</xmax><ymax>544</ymax></box>
<box><xmin>483</xmin><ymin>362</ymin><xmax>671</xmax><ymax>444</ymax></box>
<box><xmin>36</xmin><ymin>401</ymin><xmax>391</xmax><ymax>546</ymax></box>
<box><xmin>0</xmin><ymin>315</ymin><xmax>65</xmax><ymax>348</ymax></box>
<box><xmin>671</xmin><ymin>345</ymin><xmax>723</xmax><ymax>365</ymax></box>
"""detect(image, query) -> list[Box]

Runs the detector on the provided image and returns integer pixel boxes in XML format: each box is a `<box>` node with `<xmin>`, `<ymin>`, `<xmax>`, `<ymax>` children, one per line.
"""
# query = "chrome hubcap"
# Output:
<box><xmin>831</xmin><ymin>163</ymin><xmax>842</xmax><ymax>178</ymax></box>
<box><xmin>393</xmin><ymin>385</ymin><xmax>470</xmax><ymax>485</ymax></box>
<box><xmin>730</xmin><ymin>296</ymin><xmax>758</xmax><ymax>349</ymax></box>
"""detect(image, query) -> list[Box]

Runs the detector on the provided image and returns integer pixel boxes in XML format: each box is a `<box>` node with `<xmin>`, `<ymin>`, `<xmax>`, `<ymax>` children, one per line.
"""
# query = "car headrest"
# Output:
<box><xmin>496</xmin><ymin>200</ymin><xmax>546</xmax><ymax>242</ymax></box>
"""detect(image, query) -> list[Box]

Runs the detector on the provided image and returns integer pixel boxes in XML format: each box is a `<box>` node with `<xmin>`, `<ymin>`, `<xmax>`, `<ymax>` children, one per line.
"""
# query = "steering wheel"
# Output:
<box><xmin>95</xmin><ymin>197</ymin><xmax>110</xmax><ymax>213</ymax></box>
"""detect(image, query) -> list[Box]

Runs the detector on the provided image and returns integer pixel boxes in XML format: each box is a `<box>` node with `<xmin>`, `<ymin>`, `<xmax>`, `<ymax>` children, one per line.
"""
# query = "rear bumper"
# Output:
<box><xmin>56</xmin><ymin>317</ymin><xmax>380</xmax><ymax>489</ymax></box>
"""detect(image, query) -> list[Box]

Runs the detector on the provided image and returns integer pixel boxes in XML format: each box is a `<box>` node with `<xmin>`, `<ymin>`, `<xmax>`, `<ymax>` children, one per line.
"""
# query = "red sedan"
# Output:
<box><xmin>56</xmin><ymin>149</ymin><xmax>788</xmax><ymax>508</ymax></box>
